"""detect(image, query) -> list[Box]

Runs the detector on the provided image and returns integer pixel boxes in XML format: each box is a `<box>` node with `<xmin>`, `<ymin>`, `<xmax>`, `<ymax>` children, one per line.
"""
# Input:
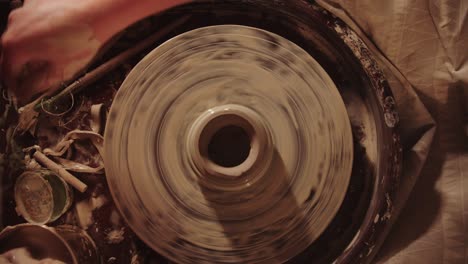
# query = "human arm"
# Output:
<box><xmin>0</xmin><ymin>0</ymin><xmax>192</xmax><ymax>105</ymax></box>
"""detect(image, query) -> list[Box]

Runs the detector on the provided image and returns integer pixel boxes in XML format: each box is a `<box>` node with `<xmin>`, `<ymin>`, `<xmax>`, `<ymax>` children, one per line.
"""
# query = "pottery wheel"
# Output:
<box><xmin>104</xmin><ymin>25</ymin><xmax>353</xmax><ymax>263</ymax></box>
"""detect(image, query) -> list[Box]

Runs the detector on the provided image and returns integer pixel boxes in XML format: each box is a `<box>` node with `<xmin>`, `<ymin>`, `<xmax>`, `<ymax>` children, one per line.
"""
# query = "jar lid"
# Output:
<box><xmin>14</xmin><ymin>171</ymin><xmax>54</xmax><ymax>224</ymax></box>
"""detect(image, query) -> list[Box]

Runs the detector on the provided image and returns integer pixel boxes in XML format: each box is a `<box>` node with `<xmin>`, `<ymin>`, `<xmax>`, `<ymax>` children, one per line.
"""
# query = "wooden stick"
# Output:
<box><xmin>37</xmin><ymin>16</ymin><xmax>190</xmax><ymax>111</ymax></box>
<box><xmin>33</xmin><ymin>151</ymin><xmax>88</xmax><ymax>193</ymax></box>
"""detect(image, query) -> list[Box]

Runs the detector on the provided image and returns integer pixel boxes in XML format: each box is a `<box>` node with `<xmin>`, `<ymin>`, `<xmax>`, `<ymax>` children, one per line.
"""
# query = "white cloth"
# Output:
<box><xmin>317</xmin><ymin>0</ymin><xmax>468</xmax><ymax>263</ymax></box>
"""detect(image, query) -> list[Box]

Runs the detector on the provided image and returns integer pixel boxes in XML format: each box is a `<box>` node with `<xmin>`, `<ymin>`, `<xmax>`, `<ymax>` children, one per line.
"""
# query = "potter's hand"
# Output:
<box><xmin>1</xmin><ymin>0</ymin><xmax>103</xmax><ymax>105</ymax></box>
<box><xmin>1</xmin><ymin>0</ymin><xmax>191</xmax><ymax>105</ymax></box>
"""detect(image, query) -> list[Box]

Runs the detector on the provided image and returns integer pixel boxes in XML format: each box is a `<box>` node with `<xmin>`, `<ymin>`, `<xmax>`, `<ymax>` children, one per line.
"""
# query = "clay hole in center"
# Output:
<box><xmin>199</xmin><ymin>114</ymin><xmax>254</xmax><ymax>169</ymax></box>
<box><xmin>207</xmin><ymin>125</ymin><xmax>251</xmax><ymax>168</ymax></box>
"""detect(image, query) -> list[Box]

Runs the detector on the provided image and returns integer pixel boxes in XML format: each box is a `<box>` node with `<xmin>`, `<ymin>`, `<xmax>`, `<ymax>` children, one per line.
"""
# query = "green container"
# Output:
<box><xmin>14</xmin><ymin>170</ymin><xmax>73</xmax><ymax>224</ymax></box>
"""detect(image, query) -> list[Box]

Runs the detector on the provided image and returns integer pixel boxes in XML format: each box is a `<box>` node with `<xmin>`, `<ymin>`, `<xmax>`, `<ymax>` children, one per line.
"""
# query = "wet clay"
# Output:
<box><xmin>104</xmin><ymin>25</ymin><xmax>354</xmax><ymax>264</ymax></box>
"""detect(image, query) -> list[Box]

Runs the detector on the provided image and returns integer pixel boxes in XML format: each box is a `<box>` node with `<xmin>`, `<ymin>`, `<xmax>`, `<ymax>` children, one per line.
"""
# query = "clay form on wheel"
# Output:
<box><xmin>104</xmin><ymin>25</ymin><xmax>353</xmax><ymax>263</ymax></box>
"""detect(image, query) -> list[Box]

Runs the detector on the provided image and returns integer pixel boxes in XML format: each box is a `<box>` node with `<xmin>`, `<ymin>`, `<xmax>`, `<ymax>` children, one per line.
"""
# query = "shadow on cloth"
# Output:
<box><xmin>377</xmin><ymin>85</ymin><xmax>468</xmax><ymax>261</ymax></box>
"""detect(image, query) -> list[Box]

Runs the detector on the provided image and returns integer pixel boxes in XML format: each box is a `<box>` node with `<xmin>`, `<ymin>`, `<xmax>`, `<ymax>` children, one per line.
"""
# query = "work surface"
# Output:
<box><xmin>318</xmin><ymin>0</ymin><xmax>468</xmax><ymax>263</ymax></box>
<box><xmin>1</xmin><ymin>0</ymin><xmax>467</xmax><ymax>263</ymax></box>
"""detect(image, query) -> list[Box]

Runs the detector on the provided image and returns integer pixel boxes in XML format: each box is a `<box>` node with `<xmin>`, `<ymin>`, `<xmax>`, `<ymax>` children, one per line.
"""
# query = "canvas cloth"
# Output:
<box><xmin>317</xmin><ymin>0</ymin><xmax>468</xmax><ymax>263</ymax></box>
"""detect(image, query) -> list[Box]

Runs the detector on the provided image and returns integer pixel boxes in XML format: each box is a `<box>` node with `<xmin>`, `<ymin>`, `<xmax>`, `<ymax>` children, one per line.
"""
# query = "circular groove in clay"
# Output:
<box><xmin>104</xmin><ymin>25</ymin><xmax>353</xmax><ymax>263</ymax></box>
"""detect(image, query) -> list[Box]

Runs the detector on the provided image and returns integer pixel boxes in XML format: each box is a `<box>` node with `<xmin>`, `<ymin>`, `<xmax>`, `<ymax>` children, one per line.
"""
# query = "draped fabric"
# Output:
<box><xmin>317</xmin><ymin>0</ymin><xmax>468</xmax><ymax>263</ymax></box>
